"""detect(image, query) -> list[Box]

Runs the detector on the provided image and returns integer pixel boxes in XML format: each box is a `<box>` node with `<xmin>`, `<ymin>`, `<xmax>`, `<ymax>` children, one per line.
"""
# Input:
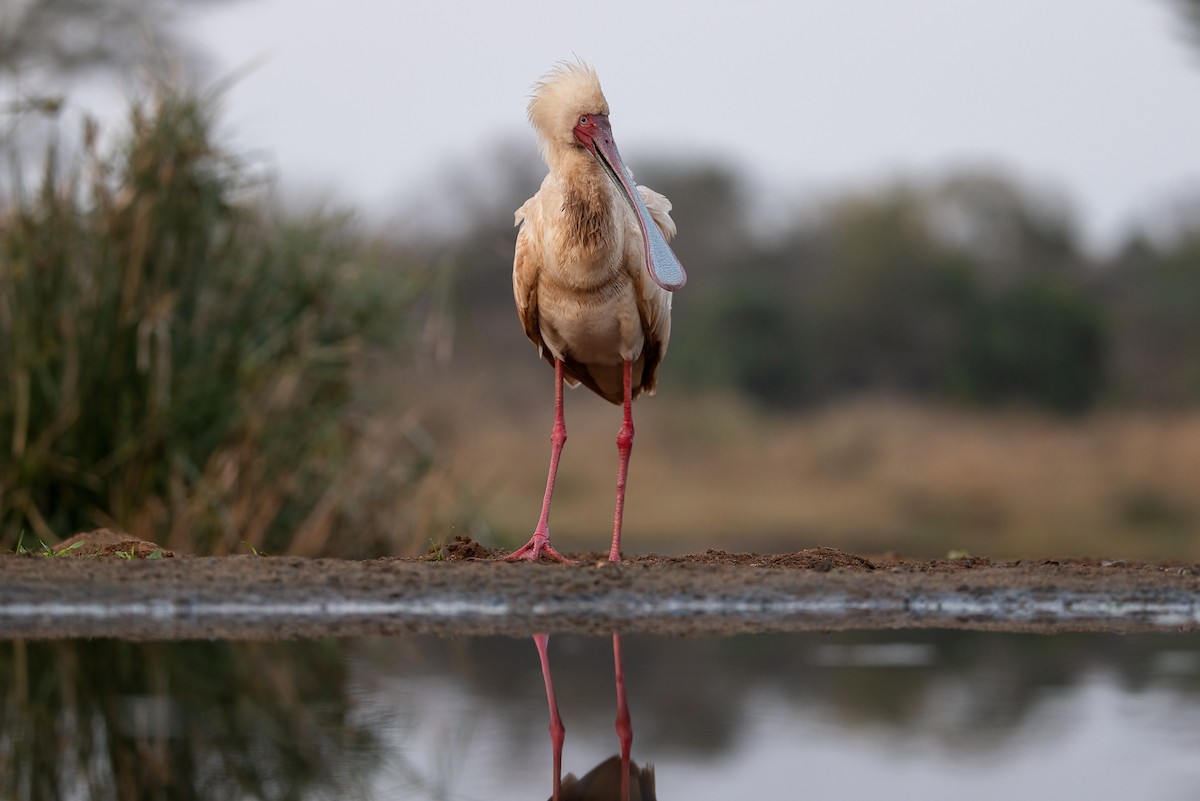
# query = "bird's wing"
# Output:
<box><xmin>513</xmin><ymin>195</ymin><xmax>551</xmax><ymax>364</ymax></box>
<box><xmin>515</xmin><ymin>190</ymin><xmax>585</xmax><ymax>384</ymax></box>
<box><xmin>637</xmin><ymin>185</ymin><xmax>677</xmax><ymax>241</ymax></box>
<box><xmin>632</xmin><ymin>185</ymin><xmax>675</xmax><ymax>396</ymax></box>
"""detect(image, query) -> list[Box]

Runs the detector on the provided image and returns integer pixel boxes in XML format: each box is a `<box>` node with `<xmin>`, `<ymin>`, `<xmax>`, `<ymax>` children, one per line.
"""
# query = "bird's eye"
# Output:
<box><xmin>579</xmin><ymin>115</ymin><xmax>589</xmax><ymax>126</ymax></box>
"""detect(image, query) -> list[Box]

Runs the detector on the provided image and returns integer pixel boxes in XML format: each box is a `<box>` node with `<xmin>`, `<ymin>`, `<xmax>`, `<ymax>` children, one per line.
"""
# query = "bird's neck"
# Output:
<box><xmin>557</xmin><ymin>156</ymin><xmax>619</xmax><ymax>253</ymax></box>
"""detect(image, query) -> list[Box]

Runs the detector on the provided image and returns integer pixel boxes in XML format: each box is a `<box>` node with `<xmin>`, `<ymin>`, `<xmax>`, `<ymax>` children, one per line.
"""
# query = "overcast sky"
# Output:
<box><xmin>179</xmin><ymin>0</ymin><xmax>1200</xmax><ymax>249</ymax></box>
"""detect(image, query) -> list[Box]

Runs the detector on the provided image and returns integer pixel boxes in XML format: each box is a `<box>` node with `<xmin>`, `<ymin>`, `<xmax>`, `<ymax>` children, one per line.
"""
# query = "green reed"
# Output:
<box><xmin>0</xmin><ymin>86</ymin><xmax>427</xmax><ymax>556</ymax></box>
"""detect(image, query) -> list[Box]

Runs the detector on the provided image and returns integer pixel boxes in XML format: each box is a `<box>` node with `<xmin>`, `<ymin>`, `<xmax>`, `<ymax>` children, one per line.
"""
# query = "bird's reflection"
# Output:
<box><xmin>559</xmin><ymin>755</ymin><xmax>656</xmax><ymax>801</ymax></box>
<box><xmin>535</xmin><ymin>632</ymin><xmax>657</xmax><ymax>801</ymax></box>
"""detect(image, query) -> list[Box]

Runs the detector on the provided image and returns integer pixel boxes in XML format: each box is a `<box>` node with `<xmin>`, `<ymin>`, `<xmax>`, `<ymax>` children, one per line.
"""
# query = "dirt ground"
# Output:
<box><xmin>2</xmin><ymin>531</ymin><xmax>1199</xmax><ymax>640</ymax></box>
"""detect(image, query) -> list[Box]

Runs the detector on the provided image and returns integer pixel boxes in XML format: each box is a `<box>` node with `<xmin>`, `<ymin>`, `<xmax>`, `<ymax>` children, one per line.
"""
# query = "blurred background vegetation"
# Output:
<box><xmin>0</xmin><ymin>77</ymin><xmax>452</xmax><ymax>556</ymax></box>
<box><xmin>2</xmin><ymin>0</ymin><xmax>1200</xmax><ymax>559</ymax></box>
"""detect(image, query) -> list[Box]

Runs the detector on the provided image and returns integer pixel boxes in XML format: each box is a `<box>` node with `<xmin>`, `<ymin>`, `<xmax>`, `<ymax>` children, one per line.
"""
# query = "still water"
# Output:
<box><xmin>3</xmin><ymin>632</ymin><xmax>1199</xmax><ymax>800</ymax></box>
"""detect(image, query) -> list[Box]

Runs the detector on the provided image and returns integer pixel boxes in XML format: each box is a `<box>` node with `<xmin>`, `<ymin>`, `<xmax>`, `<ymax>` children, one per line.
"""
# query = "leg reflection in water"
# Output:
<box><xmin>534</xmin><ymin>633</ymin><xmax>657</xmax><ymax>801</ymax></box>
<box><xmin>534</xmin><ymin>633</ymin><xmax>567</xmax><ymax>801</ymax></box>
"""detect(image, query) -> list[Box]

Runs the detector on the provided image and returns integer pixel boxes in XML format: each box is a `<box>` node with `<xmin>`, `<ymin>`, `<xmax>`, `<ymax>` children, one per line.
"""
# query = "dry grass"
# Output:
<box><xmin>414</xmin><ymin>365</ymin><xmax>1200</xmax><ymax>560</ymax></box>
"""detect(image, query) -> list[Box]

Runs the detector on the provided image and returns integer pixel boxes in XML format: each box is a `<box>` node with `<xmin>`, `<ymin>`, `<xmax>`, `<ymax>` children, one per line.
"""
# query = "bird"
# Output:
<box><xmin>505</xmin><ymin>60</ymin><xmax>686</xmax><ymax>564</ymax></box>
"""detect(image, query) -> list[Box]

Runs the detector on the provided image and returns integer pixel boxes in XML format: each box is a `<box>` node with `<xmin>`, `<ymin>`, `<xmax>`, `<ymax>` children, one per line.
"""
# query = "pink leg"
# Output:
<box><xmin>609</xmin><ymin>360</ymin><xmax>635</xmax><ymax>562</ymax></box>
<box><xmin>505</xmin><ymin>360</ymin><xmax>572</xmax><ymax>562</ymax></box>
<box><xmin>613</xmin><ymin>633</ymin><xmax>633</xmax><ymax>801</ymax></box>
<box><xmin>534</xmin><ymin>633</ymin><xmax>566</xmax><ymax>801</ymax></box>
<box><xmin>610</xmin><ymin>365</ymin><xmax>635</xmax><ymax>800</ymax></box>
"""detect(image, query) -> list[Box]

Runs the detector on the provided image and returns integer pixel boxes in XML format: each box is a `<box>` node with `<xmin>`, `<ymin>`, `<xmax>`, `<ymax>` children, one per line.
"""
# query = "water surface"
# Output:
<box><xmin>3</xmin><ymin>632</ymin><xmax>1199</xmax><ymax>800</ymax></box>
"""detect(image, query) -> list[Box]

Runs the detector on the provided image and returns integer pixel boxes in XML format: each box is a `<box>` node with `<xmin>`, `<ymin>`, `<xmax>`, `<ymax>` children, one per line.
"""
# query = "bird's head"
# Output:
<box><xmin>527</xmin><ymin>60</ymin><xmax>610</xmax><ymax>156</ymax></box>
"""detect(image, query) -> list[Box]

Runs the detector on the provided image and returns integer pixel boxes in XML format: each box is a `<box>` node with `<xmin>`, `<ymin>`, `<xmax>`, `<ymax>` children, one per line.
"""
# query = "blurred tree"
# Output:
<box><xmin>1107</xmin><ymin>223</ymin><xmax>1200</xmax><ymax>405</ymax></box>
<box><xmin>793</xmin><ymin>187</ymin><xmax>982</xmax><ymax>401</ymax></box>
<box><xmin>435</xmin><ymin>142</ymin><xmax>544</xmax><ymax>315</ymax></box>
<box><xmin>926</xmin><ymin>170</ymin><xmax>1081</xmax><ymax>287</ymax></box>
<box><xmin>954</xmin><ymin>280</ymin><xmax>1107</xmax><ymax>413</ymax></box>
<box><xmin>0</xmin><ymin>0</ymin><xmax>238</xmax><ymax>79</ymax></box>
<box><xmin>693</xmin><ymin>275</ymin><xmax>810</xmax><ymax>407</ymax></box>
<box><xmin>402</xmin><ymin>142</ymin><xmax>545</xmax><ymax>371</ymax></box>
<box><xmin>0</xmin><ymin>0</ymin><xmax>249</xmax><ymax>200</ymax></box>
<box><xmin>1171</xmin><ymin>0</ymin><xmax>1200</xmax><ymax>55</ymax></box>
<box><xmin>664</xmin><ymin>172</ymin><xmax>1105</xmax><ymax>413</ymax></box>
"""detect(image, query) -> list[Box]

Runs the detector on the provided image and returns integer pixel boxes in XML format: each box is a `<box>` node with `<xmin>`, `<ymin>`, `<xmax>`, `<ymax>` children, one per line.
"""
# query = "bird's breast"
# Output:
<box><xmin>536</xmin><ymin>272</ymin><xmax>643</xmax><ymax>363</ymax></box>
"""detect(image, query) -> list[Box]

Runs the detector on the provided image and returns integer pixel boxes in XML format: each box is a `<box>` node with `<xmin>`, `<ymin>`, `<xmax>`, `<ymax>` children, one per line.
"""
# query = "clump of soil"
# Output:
<box><xmin>434</xmin><ymin>535</ymin><xmax>504</xmax><ymax>561</ymax></box>
<box><xmin>53</xmin><ymin>529</ymin><xmax>177</xmax><ymax>559</ymax></box>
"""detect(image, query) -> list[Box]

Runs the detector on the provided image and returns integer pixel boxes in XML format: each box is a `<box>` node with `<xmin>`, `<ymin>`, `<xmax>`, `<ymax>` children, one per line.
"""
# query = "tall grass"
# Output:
<box><xmin>0</xmin><ymin>86</ymin><xmax>429</xmax><ymax>555</ymax></box>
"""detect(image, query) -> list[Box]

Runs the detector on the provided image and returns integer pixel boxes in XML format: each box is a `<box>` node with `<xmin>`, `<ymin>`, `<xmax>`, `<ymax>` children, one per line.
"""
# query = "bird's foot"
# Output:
<box><xmin>502</xmin><ymin>532</ymin><xmax>574</xmax><ymax>563</ymax></box>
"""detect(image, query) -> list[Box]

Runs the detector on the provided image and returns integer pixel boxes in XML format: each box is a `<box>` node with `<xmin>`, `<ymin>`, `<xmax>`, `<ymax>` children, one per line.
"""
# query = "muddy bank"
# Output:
<box><xmin>1</xmin><ymin>535</ymin><xmax>1198</xmax><ymax>639</ymax></box>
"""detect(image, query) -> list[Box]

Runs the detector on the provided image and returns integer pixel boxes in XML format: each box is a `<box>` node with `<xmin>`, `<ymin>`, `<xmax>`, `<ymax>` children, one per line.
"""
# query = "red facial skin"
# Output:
<box><xmin>572</xmin><ymin>113</ymin><xmax>611</xmax><ymax>154</ymax></box>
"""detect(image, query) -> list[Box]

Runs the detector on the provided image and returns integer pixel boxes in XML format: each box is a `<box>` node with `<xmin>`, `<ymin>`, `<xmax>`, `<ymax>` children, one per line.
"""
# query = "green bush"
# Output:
<box><xmin>701</xmin><ymin>278</ymin><xmax>810</xmax><ymax>407</ymax></box>
<box><xmin>0</xmin><ymin>88</ymin><xmax>424</xmax><ymax>555</ymax></box>
<box><xmin>954</xmin><ymin>281</ymin><xmax>1107</xmax><ymax>414</ymax></box>
<box><xmin>1107</xmin><ymin>230</ymin><xmax>1200</xmax><ymax>405</ymax></box>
